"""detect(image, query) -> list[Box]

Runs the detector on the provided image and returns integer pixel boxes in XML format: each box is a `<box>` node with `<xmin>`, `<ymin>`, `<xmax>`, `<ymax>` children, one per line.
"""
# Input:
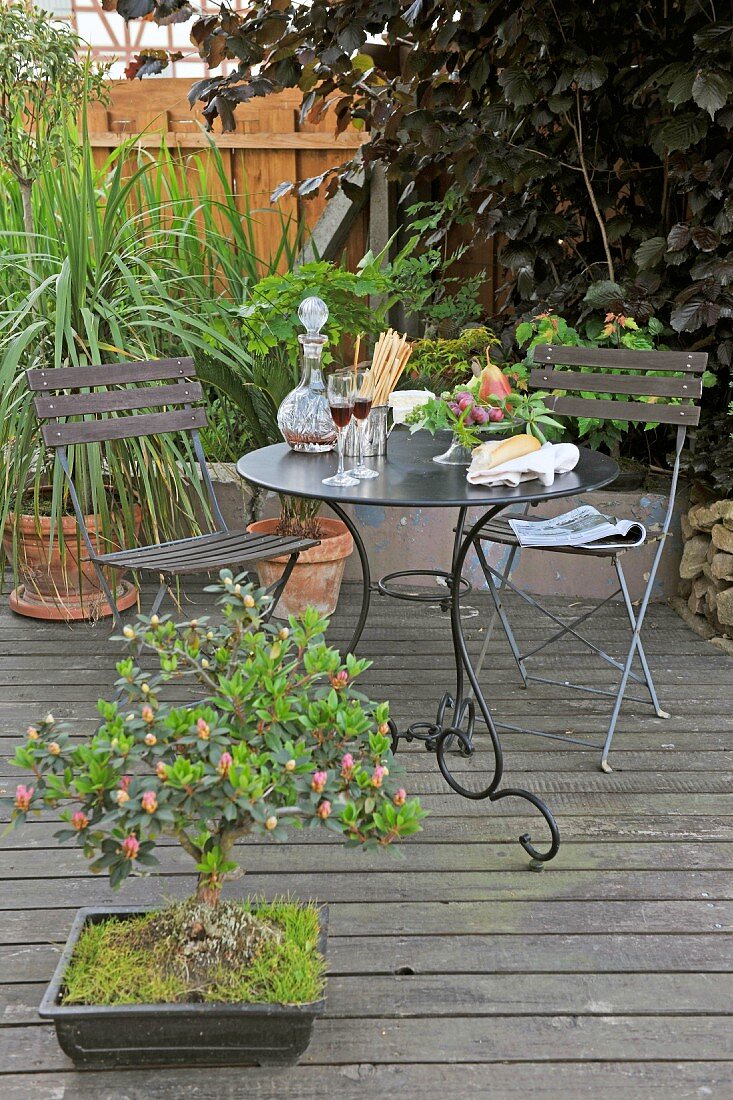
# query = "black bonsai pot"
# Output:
<box><xmin>39</xmin><ymin>905</ymin><xmax>328</xmax><ymax>1069</ymax></box>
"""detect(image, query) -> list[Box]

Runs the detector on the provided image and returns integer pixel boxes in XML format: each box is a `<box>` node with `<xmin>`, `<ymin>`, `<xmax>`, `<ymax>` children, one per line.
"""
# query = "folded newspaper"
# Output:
<box><xmin>508</xmin><ymin>505</ymin><xmax>646</xmax><ymax>549</ymax></box>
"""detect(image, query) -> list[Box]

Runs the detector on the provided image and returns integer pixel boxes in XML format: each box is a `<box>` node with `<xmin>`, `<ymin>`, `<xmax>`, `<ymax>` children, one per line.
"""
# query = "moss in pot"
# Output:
<box><xmin>6</xmin><ymin>571</ymin><xmax>425</xmax><ymax>1067</ymax></box>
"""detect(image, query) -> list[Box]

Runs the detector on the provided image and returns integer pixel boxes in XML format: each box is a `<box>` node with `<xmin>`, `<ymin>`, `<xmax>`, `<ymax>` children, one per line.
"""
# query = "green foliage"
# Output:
<box><xmin>408</xmin><ymin>327</ymin><xmax>499</xmax><ymax>393</ymax></box>
<box><xmin>0</xmin><ymin>5</ymin><xmax>107</xmax><ymax>200</ymax></box>
<box><xmin>60</xmin><ymin>898</ymin><xmax>325</xmax><ymax>1006</ymax></box>
<box><xmin>6</xmin><ymin>573</ymin><xmax>424</xmax><ymax>904</ymax></box>
<box><xmin>510</xmin><ymin>311</ymin><xmax>696</xmax><ymax>457</ymax></box>
<box><xmin>239</xmin><ymin>257</ymin><xmax>390</xmax><ymax>369</ymax></box>
<box><xmin>237</xmin><ymin>240</ymin><xmax>473</xmax><ymax>373</ymax></box>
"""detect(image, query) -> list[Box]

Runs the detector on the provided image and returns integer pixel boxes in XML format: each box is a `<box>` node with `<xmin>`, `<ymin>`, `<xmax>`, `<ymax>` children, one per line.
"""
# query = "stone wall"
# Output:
<box><xmin>678</xmin><ymin>493</ymin><xmax>733</xmax><ymax>641</ymax></box>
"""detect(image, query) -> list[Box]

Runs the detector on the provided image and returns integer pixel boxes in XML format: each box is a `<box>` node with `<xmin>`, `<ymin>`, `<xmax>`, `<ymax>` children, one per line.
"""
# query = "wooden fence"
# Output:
<box><xmin>89</xmin><ymin>79</ymin><xmax>496</xmax><ymax>311</ymax></box>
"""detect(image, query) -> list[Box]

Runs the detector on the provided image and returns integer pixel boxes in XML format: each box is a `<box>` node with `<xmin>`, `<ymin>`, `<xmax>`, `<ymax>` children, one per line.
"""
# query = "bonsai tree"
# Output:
<box><xmin>7</xmin><ymin>572</ymin><xmax>424</xmax><ymax>907</ymax></box>
<box><xmin>0</xmin><ymin>3</ymin><xmax>106</xmax><ymax>281</ymax></box>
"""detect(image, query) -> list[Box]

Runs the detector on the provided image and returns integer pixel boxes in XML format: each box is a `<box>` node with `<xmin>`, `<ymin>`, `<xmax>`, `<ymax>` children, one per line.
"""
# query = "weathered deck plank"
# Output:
<box><xmin>1</xmin><ymin>582</ymin><xmax>732</xmax><ymax>1097</ymax></box>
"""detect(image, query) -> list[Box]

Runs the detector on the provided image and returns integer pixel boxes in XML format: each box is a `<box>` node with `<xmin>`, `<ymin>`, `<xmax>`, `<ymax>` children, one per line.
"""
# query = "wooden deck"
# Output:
<box><xmin>1</xmin><ymin>580</ymin><xmax>732</xmax><ymax>1098</ymax></box>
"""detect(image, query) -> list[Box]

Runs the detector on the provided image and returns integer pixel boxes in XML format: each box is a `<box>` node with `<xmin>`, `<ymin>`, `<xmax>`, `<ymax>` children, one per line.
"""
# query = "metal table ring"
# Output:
<box><xmin>377</xmin><ymin>569</ymin><xmax>472</xmax><ymax>603</ymax></box>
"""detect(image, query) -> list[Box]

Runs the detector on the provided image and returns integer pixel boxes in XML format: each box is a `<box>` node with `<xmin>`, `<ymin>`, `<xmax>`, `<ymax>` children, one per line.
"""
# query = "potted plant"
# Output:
<box><xmin>0</xmin><ymin>10</ymin><xmax>201</xmax><ymax>619</ymax></box>
<box><xmin>0</xmin><ymin>16</ymin><xmax>240</xmax><ymax>619</ymax></box>
<box><xmin>5</xmin><ymin>571</ymin><xmax>424</xmax><ymax>1068</ymax></box>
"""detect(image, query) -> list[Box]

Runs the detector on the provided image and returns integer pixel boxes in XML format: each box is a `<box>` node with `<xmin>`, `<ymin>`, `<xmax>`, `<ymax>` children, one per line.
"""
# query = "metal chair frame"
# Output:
<box><xmin>472</xmin><ymin>343</ymin><xmax>706</xmax><ymax>772</ymax></box>
<box><xmin>27</xmin><ymin>357</ymin><xmax>317</xmax><ymax>631</ymax></box>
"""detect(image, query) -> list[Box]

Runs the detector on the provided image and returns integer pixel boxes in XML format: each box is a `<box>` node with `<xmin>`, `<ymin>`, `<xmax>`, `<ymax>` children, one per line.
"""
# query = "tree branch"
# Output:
<box><xmin>567</xmin><ymin>91</ymin><xmax>616</xmax><ymax>284</ymax></box>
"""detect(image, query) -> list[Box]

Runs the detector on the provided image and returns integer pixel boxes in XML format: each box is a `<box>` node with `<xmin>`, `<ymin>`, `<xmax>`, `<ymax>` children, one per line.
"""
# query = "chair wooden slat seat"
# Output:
<box><xmin>96</xmin><ymin>531</ymin><xmax>315</xmax><ymax>576</ymax></box>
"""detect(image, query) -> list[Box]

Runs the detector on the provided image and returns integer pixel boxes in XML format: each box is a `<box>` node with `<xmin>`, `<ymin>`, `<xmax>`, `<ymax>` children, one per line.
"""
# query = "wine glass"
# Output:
<box><xmin>347</xmin><ymin>368</ymin><xmax>379</xmax><ymax>480</ymax></box>
<box><xmin>322</xmin><ymin>371</ymin><xmax>358</xmax><ymax>487</ymax></box>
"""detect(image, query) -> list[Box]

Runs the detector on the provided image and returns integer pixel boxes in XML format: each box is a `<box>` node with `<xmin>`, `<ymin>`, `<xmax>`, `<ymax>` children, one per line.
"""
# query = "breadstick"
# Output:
<box><xmin>370</xmin><ymin>328</ymin><xmax>413</xmax><ymax>405</ymax></box>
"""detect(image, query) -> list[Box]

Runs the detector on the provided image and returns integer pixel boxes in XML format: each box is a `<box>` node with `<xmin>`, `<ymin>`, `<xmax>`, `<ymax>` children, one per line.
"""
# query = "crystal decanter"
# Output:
<box><xmin>277</xmin><ymin>296</ymin><xmax>337</xmax><ymax>452</ymax></box>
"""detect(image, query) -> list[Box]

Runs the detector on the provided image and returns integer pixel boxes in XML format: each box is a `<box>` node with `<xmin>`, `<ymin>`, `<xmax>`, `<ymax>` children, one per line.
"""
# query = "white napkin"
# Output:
<box><xmin>466</xmin><ymin>441</ymin><xmax>580</xmax><ymax>487</ymax></box>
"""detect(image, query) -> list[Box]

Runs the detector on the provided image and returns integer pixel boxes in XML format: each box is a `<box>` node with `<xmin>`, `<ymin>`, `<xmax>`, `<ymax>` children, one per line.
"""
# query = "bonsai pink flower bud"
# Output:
<box><xmin>217</xmin><ymin>752</ymin><xmax>233</xmax><ymax>776</ymax></box>
<box><xmin>119</xmin><ymin>775</ymin><xmax>131</xmax><ymax>792</ymax></box>
<box><xmin>26</xmin><ymin>726</ymin><xmax>39</xmax><ymax>740</ymax></box>
<box><xmin>341</xmin><ymin>753</ymin><xmax>354</xmax><ymax>778</ymax></box>
<box><xmin>144</xmin><ymin>732</ymin><xmax>157</xmax><ymax>747</ymax></box>
<box><xmin>311</xmin><ymin>770</ymin><xmax>328</xmax><ymax>793</ymax></box>
<box><xmin>394</xmin><ymin>788</ymin><xmax>407</xmax><ymax>807</ymax></box>
<box><xmin>278</xmin><ymin>627</ymin><xmax>290</xmax><ymax>640</ymax></box>
<box><xmin>141</xmin><ymin>790</ymin><xmax>157</xmax><ymax>814</ymax></box>
<box><xmin>114</xmin><ymin>789</ymin><xmax>130</xmax><ymax>806</ymax></box>
<box><xmin>330</xmin><ymin>669</ymin><xmax>349</xmax><ymax>689</ymax></box>
<box><xmin>284</xmin><ymin>758</ymin><xmax>296</xmax><ymax>772</ymax></box>
<box><xmin>14</xmin><ymin>784</ymin><xmax>34</xmax><ymax>812</ymax></box>
<box><xmin>196</xmin><ymin>718</ymin><xmax>210</xmax><ymax>740</ymax></box>
<box><xmin>120</xmin><ymin>834</ymin><xmax>140</xmax><ymax>860</ymax></box>
<box><xmin>48</xmin><ymin>742</ymin><xmax>61</xmax><ymax>756</ymax></box>
<box><xmin>488</xmin><ymin>406</ymin><xmax>504</xmax><ymax>422</ymax></box>
<box><xmin>71</xmin><ymin>811</ymin><xmax>89</xmax><ymax>831</ymax></box>
<box><xmin>378</xmin><ymin>722</ymin><xmax>390</xmax><ymax>736</ymax></box>
<box><xmin>44</xmin><ymin>713</ymin><xmax>55</xmax><ymax>725</ymax></box>
<box><xmin>141</xmin><ymin>705</ymin><xmax>154</xmax><ymax>724</ymax></box>
<box><xmin>243</xmin><ymin>593</ymin><xmax>255</xmax><ymax>608</ymax></box>
<box><xmin>156</xmin><ymin>761</ymin><xmax>167</xmax><ymax>780</ymax></box>
<box><xmin>472</xmin><ymin>405</ymin><xmax>490</xmax><ymax>425</ymax></box>
<box><xmin>265</xmin><ymin>815</ymin><xmax>278</xmax><ymax>831</ymax></box>
<box><xmin>316</xmin><ymin>800</ymin><xmax>332</xmax><ymax>819</ymax></box>
<box><xmin>371</xmin><ymin>765</ymin><xmax>387</xmax><ymax>788</ymax></box>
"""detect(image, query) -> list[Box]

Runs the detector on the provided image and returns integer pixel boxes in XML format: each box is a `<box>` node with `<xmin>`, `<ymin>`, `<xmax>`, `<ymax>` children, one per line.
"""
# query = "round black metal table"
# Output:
<box><xmin>238</xmin><ymin>430</ymin><xmax>618</xmax><ymax>867</ymax></box>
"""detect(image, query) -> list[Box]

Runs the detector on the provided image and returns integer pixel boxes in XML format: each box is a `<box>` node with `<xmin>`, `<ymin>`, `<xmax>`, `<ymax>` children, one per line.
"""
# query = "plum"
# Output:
<box><xmin>488</xmin><ymin>406</ymin><xmax>504</xmax><ymax>422</ymax></box>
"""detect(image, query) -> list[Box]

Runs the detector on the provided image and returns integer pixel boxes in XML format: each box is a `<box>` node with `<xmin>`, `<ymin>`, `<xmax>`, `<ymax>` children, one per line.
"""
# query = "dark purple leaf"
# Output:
<box><xmin>116</xmin><ymin>0</ymin><xmax>154</xmax><ymax>20</ymax></box>
<box><xmin>667</xmin><ymin>223</ymin><xmax>692</xmax><ymax>251</ymax></box>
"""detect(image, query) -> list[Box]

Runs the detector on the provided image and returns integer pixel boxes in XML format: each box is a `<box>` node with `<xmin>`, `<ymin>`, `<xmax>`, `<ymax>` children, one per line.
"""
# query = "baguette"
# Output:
<box><xmin>472</xmin><ymin>434</ymin><xmax>541</xmax><ymax>470</ymax></box>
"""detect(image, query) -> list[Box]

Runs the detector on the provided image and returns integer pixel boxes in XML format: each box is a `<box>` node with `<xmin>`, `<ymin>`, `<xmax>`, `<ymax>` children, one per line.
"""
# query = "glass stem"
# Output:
<box><xmin>357</xmin><ymin>420</ymin><xmax>364</xmax><ymax>468</ymax></box>
<box><xmin>337</xmin><ymin>428</ymin><xmax>346</xmax><ymax>476</ymax></box>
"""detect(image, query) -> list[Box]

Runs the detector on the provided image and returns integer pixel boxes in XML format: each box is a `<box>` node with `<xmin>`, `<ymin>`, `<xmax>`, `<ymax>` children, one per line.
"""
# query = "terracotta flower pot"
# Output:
<box><xmin>3</xmin><ymin>506</ymin><xmax>140</xmax><ymax>622</ymax></box>
<box><xmin>246</xmin><ymin>517</ymin><xmax>353</xmax><ymax>619</ymax></box>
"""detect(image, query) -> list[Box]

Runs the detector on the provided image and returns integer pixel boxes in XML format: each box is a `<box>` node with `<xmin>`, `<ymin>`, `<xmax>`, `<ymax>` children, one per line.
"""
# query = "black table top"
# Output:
<box><xmin>236</xmin><ymin>429</ymin><xmax>619</xmax><ymax>509</ymax></box>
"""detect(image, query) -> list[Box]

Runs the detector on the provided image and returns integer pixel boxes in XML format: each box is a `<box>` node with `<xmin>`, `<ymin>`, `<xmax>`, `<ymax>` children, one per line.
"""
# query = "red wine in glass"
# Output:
<box><xmin>353</xmin><ymin>396</ymin><xmax>372</xmax><ymax>421</ymax></box>
<box><xmin>329</xmin><ymin>401</ymin><xmax>353</xmax><ymax>429</ymax></box>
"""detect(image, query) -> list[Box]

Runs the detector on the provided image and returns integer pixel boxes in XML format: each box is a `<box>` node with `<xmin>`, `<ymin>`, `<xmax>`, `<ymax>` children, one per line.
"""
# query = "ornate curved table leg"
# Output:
<box><xmin>325</xmin><ymin>499</ymin><xmax>371</xmax><ymax>657</ymax></box>
<box><xmin>434</xmin><ymin>505</ymin><xmax>560</xmax><ymax>867</ymax></box>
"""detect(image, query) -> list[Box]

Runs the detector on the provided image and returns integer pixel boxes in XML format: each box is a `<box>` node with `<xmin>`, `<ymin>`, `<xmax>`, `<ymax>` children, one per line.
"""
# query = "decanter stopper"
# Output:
<box><xmin>298</xmin><ymin>296</ymin><xmax>329</xmax><ymax>338</ymax></box>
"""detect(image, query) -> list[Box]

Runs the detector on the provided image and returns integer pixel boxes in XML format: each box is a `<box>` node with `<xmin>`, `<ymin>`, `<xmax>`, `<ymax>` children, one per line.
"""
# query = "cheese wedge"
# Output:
<box><xmin>472</xmin><ymin>434</ymin><xmax>541</xmax><ymax>470</ymax></box>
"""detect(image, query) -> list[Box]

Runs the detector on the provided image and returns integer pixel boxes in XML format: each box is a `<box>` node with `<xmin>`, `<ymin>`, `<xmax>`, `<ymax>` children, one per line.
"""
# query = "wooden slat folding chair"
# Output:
<box><xmin>28</xmin><ymin>357</ymin><xmax>318</xmax><ymax>631</ymax></box>
<box><xmin>472</xmin><ymin>344</ymin><xmax>706</xmax><ymax>772</ymax></box>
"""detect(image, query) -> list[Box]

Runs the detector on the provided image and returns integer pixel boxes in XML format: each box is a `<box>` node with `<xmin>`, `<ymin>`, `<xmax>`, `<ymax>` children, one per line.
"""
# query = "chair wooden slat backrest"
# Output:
<box><xmin>529</xmin><ymin>344</ymin><xmax>706</xmax><ymax>428</ymax></box>
<box><xmin>27</xmin><ymin>357</ymin><xmax>207</xmax><ymax>448</ymax></box>
<box><xmin>27</xmin><ymin>356</ymin><xmax>227</xmax><ymax>536</ymax></box>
